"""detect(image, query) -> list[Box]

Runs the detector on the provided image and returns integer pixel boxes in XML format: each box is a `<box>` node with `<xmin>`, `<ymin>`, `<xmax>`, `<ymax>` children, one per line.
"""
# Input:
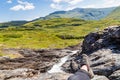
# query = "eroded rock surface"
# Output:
<box><xmin>0</xmin><ymin>49</ymin><xmax>72</xmax><ymax>72</ymax></box>
<box><xmin>63</xmin><ymin>26</ymin><xmax>120</xmax><ymax>80</ymax></box>
<box><xmin>82</xmin><ymin>26</ymin><xmax>120</xmax><ymax>54</ymax></box>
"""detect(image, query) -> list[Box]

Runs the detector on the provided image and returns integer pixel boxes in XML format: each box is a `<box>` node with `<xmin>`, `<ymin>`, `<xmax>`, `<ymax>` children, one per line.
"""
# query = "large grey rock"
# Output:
<box><xmin>82</xmin><ymin>26</ymin><xmax>120</xmax><ymax>54</ymax></box>
<box><xmin>81</xmin><ymin>26</ymin><xmax>120</xmax><ymax>79</ymax></box>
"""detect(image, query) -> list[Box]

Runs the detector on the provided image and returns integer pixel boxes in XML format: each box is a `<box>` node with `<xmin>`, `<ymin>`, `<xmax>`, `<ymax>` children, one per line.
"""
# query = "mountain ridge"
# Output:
<box><xmin>105</xmin><ymin>6</ymin><xmax>120</xmax><ymax>20</ymax></box>
<box><xmin>36</xmin><ymin>7</ymin><xmax>116</xmax><ymax>21</ymax></box>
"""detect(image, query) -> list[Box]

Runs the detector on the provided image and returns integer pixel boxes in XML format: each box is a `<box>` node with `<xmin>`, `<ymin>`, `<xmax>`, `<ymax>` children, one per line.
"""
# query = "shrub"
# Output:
<box><xmin>3</xmin><ymin>34</ymin><xmax>22</xmax><ymax>38</ymax></box>
<box><xmin>56</xmin><ymin>34</ymin><xmax>84</xmax><ymax>39</ymax></box>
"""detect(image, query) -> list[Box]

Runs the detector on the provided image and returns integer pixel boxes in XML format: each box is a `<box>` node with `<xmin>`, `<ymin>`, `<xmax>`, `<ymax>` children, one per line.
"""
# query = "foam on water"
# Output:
<box><xmin>48</xmin><ymin>50</ymin><xmax>78</xmax><ymax>73</ymax></box>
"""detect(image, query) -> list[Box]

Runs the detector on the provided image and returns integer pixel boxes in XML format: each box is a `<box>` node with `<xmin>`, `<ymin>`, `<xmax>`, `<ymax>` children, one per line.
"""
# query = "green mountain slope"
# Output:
<box><xmin>36</xmin><ymin>7</ymin><xmax>115</xmax><ymax>20</ymax></box>
<box><xmin>105</xmin><ymin>6</ymin><xmax>120</xmax><ymax>20</ymax></box>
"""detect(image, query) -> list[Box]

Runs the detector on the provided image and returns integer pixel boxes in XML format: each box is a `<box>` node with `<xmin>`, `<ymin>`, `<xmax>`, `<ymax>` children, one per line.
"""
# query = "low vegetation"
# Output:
<box><xmin>0</xmin><ymin>18</ymin><xmax>120</xmax><ymax>49</ymax></box>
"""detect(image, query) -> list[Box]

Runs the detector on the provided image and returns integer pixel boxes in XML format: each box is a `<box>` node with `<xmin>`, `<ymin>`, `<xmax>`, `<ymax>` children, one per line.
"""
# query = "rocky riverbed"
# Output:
<box><xmin>0</xmin><ymin>26</ymin><xmax>120</xmax><ymax>80</ymax></box>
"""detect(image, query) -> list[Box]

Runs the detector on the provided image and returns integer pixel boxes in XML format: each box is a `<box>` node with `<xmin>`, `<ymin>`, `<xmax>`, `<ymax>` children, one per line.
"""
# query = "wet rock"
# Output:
<box><xmin>0</xmin><ymin>68</ymin><xmax>38</xmax><ymax>80</ymax></box>
<box><xmin>0</xmin><ymin>56</ymin><xmax>10</xmax><ymax>61</ymax></box>
<box><xmin>37</xmin><ymin>72</ymin><xmax>72</xmax><ymax>80</ymax></box>
<box><xmin>89</xmin><ymin>48</ymin><xmax>120</xmax><ymax>76</ymax></box>
<box><xmin>62</xmin><ymin>59</ymin><xmax>79</xmax><ymax>73</ymax></box>
<box><xmin>92</xmin><ymin>75</ymin><xmax>109</xmax><ymax>80</ymax></box>
<box><xmin>0</xmin><ymin>49</ymin><xmax>77</xmax><ymax>73</ymax></box>
<box><xmin>109</xmin><ymin>69</ymin><xmax>120</xmax><ymax>80</ymax></box>
<box><xmin>0</xmin><ymin>70</ymin><xmax>72</xmax><ymax>80</ymax></box>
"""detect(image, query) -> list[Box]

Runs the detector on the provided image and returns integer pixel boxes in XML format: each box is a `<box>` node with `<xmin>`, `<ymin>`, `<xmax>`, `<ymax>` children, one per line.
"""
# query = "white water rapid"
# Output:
<box><xmin>48</xmin><ymin>50</ymin><xmax>79</xmax><ymax>73</ymax></box>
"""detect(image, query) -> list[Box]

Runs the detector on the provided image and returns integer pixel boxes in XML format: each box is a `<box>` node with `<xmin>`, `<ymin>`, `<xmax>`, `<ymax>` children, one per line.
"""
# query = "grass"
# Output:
<box><xmin>0</xmin><ymin>18</ymin><xmax>120</xmax><ymax>49</ymax></box>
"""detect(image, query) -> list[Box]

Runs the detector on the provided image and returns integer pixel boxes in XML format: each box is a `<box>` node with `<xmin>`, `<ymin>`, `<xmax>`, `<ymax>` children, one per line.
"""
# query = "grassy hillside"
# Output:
<box><xmin>105</xmin><ymin>6</ymin><xmax>120</xmax><ymax>20</ymax></box>
<box><xmin>0</xmin><ymin>18</ymin><xmax>120</xmax><ymax>49</ymax></box>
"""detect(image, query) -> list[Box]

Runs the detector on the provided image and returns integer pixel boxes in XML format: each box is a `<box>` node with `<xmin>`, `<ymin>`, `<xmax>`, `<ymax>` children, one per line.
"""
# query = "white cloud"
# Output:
<box><xmin>50</xmin><ymin>3</ymin><xmax>62</xmax><ymax>9</ymax></box>
<box><xmin>53</xmin><ymin>0</ymin><xmax>62</xmax><ymax>3</ymax></box>
<box><xmin>67</xmin><ymin>0</ymin><xmax>83</xmax><ymax>5</ymax></box>
<box><xmin>51</xmin><ymin>0</ymin><xmax>83</xmax><ymax>10</ymax></box>
<box><xmin>51</xmin><ymin>0</ymin><xmax>120</xmax><ymax>10</ymax></box>
<box><xmin>10</xmin><ymin>0</ymin><xmax>35</xmax><ymax>11</ymax></box>
<box><xmin>102</xmin><ymin>0</ymin><xmax>120</xmax><ymax>8</ymax></box>
<box><xmin>7</xmin><ymin>0</ymin><xmax>12</xmax><ymax>3</ymax></box>
<box><xmin>82</xmin><ymin>5</ymin><xmax>96</xmax><ymax>8</ymax></box>
<box><xmin>83</xmin><ymin>0</ymin><xmax>120</xmax><ymax>8</ymax></box>
<box><xmin>52</xmin><ymin>0</ymin><xmax>83</xmax><ymax>4</ymax></box>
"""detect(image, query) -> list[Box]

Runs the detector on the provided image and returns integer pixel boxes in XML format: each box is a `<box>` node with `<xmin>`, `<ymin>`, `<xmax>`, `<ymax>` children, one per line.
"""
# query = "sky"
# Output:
<box><xmin>0</xmin><ymin>0</ymin><xmax>120</xmax><ymax>22</ymax></box>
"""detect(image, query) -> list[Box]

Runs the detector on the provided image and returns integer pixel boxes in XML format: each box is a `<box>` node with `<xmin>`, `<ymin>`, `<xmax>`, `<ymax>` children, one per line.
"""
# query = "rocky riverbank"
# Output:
<box><xmin>0</xmin><ymin>48</ymin><xmax>81</xmax><ymax>80</ymax></box>
<box><xmin>0</xmin><ymin>26</ymin><xmax>120</xmax><ymax>80</ymax></box>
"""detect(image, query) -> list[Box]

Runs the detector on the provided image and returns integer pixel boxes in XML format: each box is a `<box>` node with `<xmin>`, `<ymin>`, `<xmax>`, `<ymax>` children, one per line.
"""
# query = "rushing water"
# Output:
<box><xmin>48</xmin><ymin>50</ymin><xmax>79</xmax><ymax>73</ymax></box>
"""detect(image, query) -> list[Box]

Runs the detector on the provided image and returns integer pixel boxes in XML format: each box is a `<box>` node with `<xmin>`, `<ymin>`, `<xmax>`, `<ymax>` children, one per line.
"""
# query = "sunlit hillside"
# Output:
<box><xmin>0</xmin><ymin>18</ymin><xmax>120</xmax><ymax>49</ymax></box>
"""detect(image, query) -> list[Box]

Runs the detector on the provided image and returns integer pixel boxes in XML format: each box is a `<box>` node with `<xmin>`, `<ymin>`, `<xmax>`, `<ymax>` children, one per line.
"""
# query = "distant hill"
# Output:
<box><xmin>36</xmin><ymin>7</ymin><xmax>115</xmax><ymax>20</ymax></box>
<box><xmin>105</xmin><ymin>6</ymin><xmax>120</xmax><ymax>20</ymax></box>
<box><xmin>0</xmin><ymin>21</ymin><xmax>28</xmax><ymax>28</ymax></box>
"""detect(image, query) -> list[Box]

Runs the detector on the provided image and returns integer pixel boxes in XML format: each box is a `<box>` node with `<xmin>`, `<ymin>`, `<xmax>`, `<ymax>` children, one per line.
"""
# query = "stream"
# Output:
<box><xmin>48</xmin><ymin>50</ymin><xmax>79</xmax><ymax>73</ymax></box>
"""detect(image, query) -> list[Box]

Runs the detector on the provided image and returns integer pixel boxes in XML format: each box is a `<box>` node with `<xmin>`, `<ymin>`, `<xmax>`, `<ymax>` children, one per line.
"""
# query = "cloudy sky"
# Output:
<box><xmin>0</xmin><ymin>0</ymin><xmax>120</xmax><ymax>22</ymax></box>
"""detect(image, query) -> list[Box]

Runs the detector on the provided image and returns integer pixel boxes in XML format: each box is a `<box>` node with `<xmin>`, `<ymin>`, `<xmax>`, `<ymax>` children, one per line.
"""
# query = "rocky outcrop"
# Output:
<box><xmin>62</xmin><ymin>26</ymin><xmax>120</xmax><ymax>80</ymax></box>
<box><xmin>83</xmin><ymin>26</ymin><xmax>120</xmax><ymax>79</ymax></box>
<box><xmin>82</xmin><ymin>26</ymin><xmax>120</xmax><ymax>54</ymax></box>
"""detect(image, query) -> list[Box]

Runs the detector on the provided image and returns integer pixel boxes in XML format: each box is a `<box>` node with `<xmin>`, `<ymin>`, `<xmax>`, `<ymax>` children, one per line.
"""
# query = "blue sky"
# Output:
<box><xmin>0</xmin><ymin>0</ymin><xmax>120</xmax><ymax>22</ymax></box>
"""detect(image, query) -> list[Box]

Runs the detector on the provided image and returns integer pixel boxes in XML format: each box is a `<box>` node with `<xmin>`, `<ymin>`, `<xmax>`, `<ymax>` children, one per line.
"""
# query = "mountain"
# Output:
<box><xmin>37</xmin><ymin>7</ymin><xmax>115</xmax><ymax>20</ymax></box>
<box><xmin>0</xmin><ymin>20</ymin><xmax>28</xmax><ymax>28</ymax></box>
<box><xmin>105</xmin><ymin>6</ymin><xmax>120</xmax><ymax>20</ymax></box>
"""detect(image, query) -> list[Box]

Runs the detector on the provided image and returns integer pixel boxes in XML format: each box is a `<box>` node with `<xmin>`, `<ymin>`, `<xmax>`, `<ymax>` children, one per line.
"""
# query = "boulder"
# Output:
<box><xmin>82</xmin><ymin>26</ymin><xmax>120</xmax><ymax>54</ymax></box>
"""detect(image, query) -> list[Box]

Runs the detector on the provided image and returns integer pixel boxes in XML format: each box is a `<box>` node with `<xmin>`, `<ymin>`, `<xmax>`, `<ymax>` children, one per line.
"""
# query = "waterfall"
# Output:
<box><xmin>48</xmin><ymin>50</ymin><xmax>79</xmax><ymax>73</ymax></box>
